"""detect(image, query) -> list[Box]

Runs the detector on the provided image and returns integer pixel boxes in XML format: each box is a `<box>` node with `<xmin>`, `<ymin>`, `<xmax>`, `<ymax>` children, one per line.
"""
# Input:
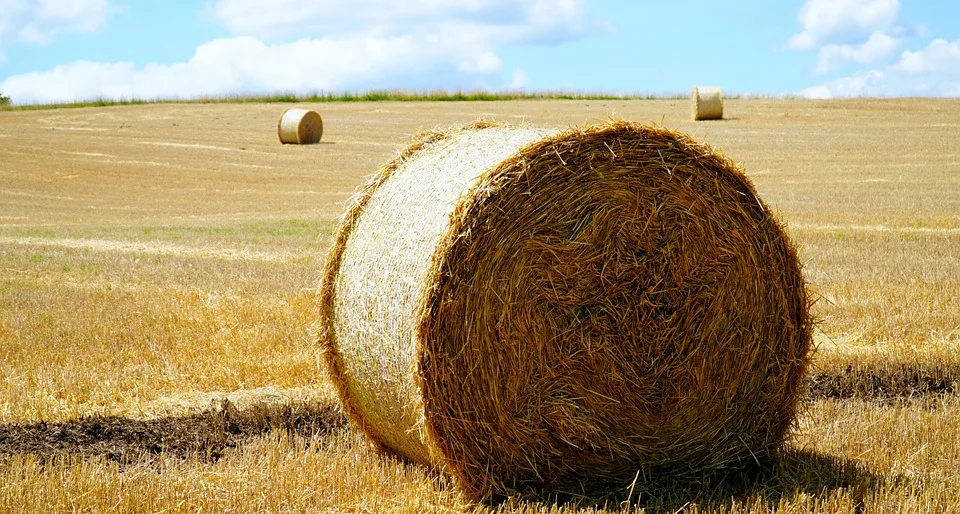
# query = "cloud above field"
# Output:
<box><xmin>790</xmin><ymin>0</ymin><xmax>959</xmax><ymax>97</ymax></box>
<box><xmin>209</xmin><ymin>0</ymin><xmax>600</xmax><ymax>44</ymax></box>
<box><xmin>0</xmin><ymin>0</ymin><xmax>114</xmax><ymax>52</ymax></box>
<box><xmin>1</xmin><ymin>34</ymin><xmax>497</xmax><ymax>101</ymax></box>
<box><xmin>813</xmin><ymin>31</ymin><xmax>902</xmax><ymax>75</ymax></box>
<box><xmin>0</xmin><ymin>0</ymin><xmax>606</xmax><ymax>104</ymax></box>
<box><xmin>802</xmin><ymin>38</ymin><xmax>960</xmax><ymax>98</ymax></box>
<box><xmin>787</xmin><ymin>0</ymin><xmax>911</xmax><ymax>74</ymax></box>
<box><xmin>787</xmin><ymin>0</ymin><xmax>901</xmax><ymax>51</ymax></box>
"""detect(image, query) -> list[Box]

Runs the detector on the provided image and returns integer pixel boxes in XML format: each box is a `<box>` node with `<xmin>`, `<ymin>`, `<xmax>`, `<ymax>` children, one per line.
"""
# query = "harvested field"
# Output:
<box><xmin>2</xmin><ymin>98</ymin><xmax>960</xmax><ymax>512</ymax></box>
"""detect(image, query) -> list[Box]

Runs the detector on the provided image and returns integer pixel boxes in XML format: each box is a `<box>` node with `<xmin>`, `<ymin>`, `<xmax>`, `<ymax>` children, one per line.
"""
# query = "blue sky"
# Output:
<box><xmin>1</xmin><ymin>0</ymin><xmax>959</xmax><ymax>105</ymax></box>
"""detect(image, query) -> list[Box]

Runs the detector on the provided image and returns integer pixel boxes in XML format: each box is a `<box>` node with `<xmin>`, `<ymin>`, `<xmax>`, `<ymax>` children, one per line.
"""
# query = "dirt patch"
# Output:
<box><xmin>0</xmin><ymin>399</ymin><xmax>347</xmax><ymax>465</ymax></box>
<box><xmin>806</xmin><ymin>364</ymin><xmax>959</xmax><ymax>402</ymax></box>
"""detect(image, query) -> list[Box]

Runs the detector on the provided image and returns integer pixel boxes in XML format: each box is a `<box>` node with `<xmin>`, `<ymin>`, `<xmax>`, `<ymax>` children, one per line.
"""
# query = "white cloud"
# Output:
<box><xmin>509</xmin><ymin>67</ymin><xmax>529</xmax><ymax>89</ymax></box>
<box><xmin>0</xmin><ymin>0</ymin><xmax>114</xmax><ymax>44</ymax></box>
<box><xmin>799</xmin><ymin>70</ymin><xmax>885</xmax><ymax>98</ymax></box>
<box><xmin>892</xmin><ymin>38</ymin><xmax>960</xmax><ymax>74</ymax></box>
<box><xmin>0</xmin><ymin>34</ymin><xmax>422</xmax><ymax>103</ymax></box>
<box><xmin>209</xmin><ymin>0</ymin><xmax>601</xmax><ymax>43</ymax></box>
<box><xmin>787</xmin><ymin>0</ymin><xmax>910</xmax><ymax>77</ymax></box>
<box><xmin>0</xmin><ymin>0</ymin><xmax>606</xmax><ymax>104</ymax></box>
<box><xmin>913</xmin><ymin>24</ymin><xmax>932</xmax><ymax>39</ymax></box>
<box><xmin>815</xmin><ymin>31</ymin><xmax>901</xmax><ymax>74</ymax></box>
<box><xmin>786</xmin><ymin>0</ymin><xmax>959</xmax><ymax>96</ymax></box>
<box><xmin>457</xmin><ymin>51</ymin><xmax>502</xmax><ymax>75</ymax></box>
<box><xmin>787</xmin><ymin>0</ymin><xmax>900</xmax><ymax>50</ymax></box>
<box><xmin>800</xmin><ymin>39</ymin><xmax>960</xmax><ymax>98</ymax></box>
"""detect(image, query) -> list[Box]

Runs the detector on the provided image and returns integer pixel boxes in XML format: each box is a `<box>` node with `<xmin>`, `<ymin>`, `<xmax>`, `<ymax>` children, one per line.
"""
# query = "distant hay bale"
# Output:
<box><xmin>692</xmin><ymin>86</ymin><xmax>724</xmax><ymax>121</ymax></box>
<box><xmin>277</xmin><ymin>108</ymin><xmax>323</xmax><ymax>144</ymax></box>
<box><xmin>317</xmin><ymin>121</ymin><xmax>811</xmax><ymax>500</ymax></box>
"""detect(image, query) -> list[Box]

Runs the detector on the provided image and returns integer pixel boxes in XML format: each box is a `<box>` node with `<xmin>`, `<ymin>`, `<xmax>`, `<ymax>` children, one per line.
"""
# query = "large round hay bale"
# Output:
<box><xmin>318</xmin><ymin>121</ymin><xmax>810</xmax><ymax>500</ymax></box>
<box><xmin>277</xmin><ymin>108</ymin><xmax>323</xmax><ymax>144</ymax></box>
<box><xmin>692</xmin><ymin>86</ymin><xmax>724</xmax><ymax>121</ymax></box>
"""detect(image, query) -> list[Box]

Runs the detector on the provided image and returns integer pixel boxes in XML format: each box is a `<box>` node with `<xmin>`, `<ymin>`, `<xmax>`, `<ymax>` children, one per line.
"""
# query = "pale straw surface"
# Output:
<box><xmin>330</xmin><ymin>125</ymin><xmax>551</xmax><ymax>464</ymax></box>
<box><xmin>318</xmin><ymin>121</ymin><xmax>810</xmax><ymax>500</ymax></box>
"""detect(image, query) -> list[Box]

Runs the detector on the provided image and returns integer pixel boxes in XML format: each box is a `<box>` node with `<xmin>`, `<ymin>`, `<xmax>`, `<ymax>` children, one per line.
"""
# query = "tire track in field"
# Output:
<box><xmin>0</xmin><ymin>236</ymin><xmax>297</xmax><ymax>262</ymax></box>
<box><xmin>791</xmin><ymin>223</ymin><xmax>960</xmax><ymax>234</ymax></box>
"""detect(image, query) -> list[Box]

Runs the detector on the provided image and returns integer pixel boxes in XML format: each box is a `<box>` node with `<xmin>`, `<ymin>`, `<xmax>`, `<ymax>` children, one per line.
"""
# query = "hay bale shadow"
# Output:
<box><xmin>0</xmin><ymin>399</ymin><xmax>347</xmax><ymax>466</ymax></box>
<box><xmin>495</xmin><ymin>448</ymin><xmax>880</xmax><ymax>513</ymax></box>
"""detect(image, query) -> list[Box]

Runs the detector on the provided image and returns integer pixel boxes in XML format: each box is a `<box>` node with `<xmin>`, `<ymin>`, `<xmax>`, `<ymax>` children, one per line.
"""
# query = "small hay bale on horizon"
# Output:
<box><xmin>692</xmin><ymin>86</ymin><xmax>724</xmax><ymax>120</ymax></box>
<box><xmin>277</xmin><ymin>108</ymin><xmax>323</xmax><ymax>144</ymax></box>
<box><xmin>317</xmin><ymin>121</ymin><xmax>811</xmax><ymax>500</ymax></box>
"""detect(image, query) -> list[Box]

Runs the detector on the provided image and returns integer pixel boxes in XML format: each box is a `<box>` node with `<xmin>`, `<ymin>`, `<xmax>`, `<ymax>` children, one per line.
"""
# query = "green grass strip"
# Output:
<box><xmin>0</xmin><ymin>89</ymin><xmax>693</xmax><ymax>111</ymax></box>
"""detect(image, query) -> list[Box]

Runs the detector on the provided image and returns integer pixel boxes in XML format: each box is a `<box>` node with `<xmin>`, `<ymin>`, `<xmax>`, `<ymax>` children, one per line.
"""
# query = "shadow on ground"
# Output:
<box><xmin>0</xmin><ymin>399</ymin><xmax>347</xmax><ymax>465</ymax></box>
<box><xmin>503</xmin><ymin>448</ymin><xmax>880</xmax><ymax>513</ymax></box>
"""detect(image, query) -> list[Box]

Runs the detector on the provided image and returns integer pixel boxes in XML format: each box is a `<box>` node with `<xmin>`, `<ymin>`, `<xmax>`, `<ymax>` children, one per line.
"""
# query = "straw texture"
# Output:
<box><xmin>318</xmin><ymin>121</ymin><xmax>811</xmax><ymax>500</ymax></box>
<box><xmin>692</xmin><ymin>86</ymin><xmax>724</xmax><ymax>121</ymax></box>
<box><xmin>278</xmin><ymin>108</ymin><xmax>323</xmax><ymax>144</ymax></box>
